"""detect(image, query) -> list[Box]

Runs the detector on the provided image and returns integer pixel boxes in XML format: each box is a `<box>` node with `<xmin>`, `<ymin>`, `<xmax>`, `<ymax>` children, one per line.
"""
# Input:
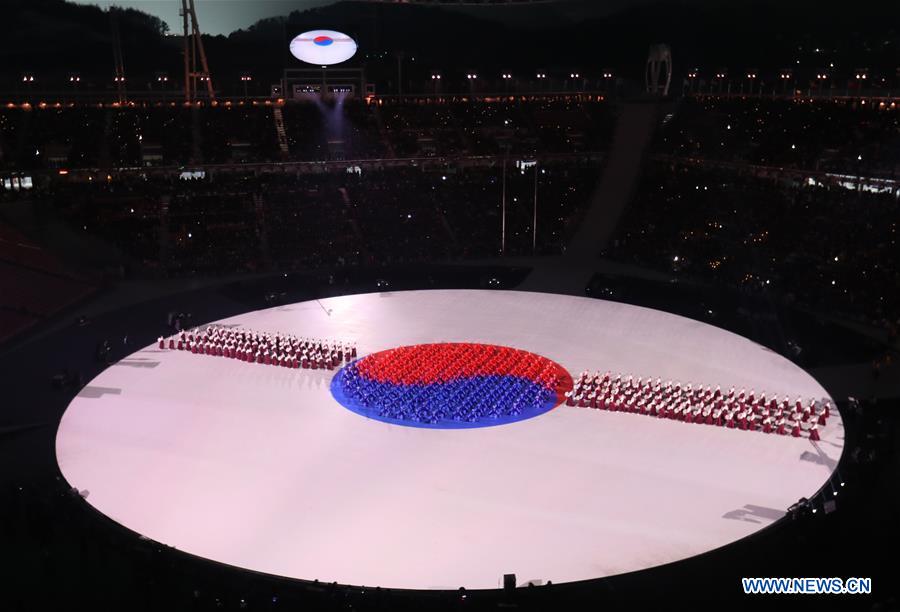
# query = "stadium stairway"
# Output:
<box><xmin>190</xmin><ymin>106</ymin><xmax>204</xmax><ymax>163</ymax></box>
<box><xmin>253</xmin><ymin>193</ymin><xmax>272</xmax><ymax>268</ymax></box>
<box><xmin>370</xmin><ymin>104</ymin><xmax>397</xmax><ymax>158</ymax></box>
<box><xmin>569</xmin><ymin>101</ymin><xmax>661</xmax><ymax>257</ymax></box>
<box><xmin>98</xmin><ymin>110</ymin><xmax>113</xmax><ymax>168</ymax></box>
<box><xmin>272</xmin><ymin>107</ymin><xmax>290</xmax><ymax>157</ymax></box>
<box><xmin>520</xmin><ymin>101</ymin><xmax>661</xmax><ymax>294</ymax></box>
<box><xmin>159</xmin><ymin>195</ymin><xmax>171</xmax><ymax>264</ymax></box>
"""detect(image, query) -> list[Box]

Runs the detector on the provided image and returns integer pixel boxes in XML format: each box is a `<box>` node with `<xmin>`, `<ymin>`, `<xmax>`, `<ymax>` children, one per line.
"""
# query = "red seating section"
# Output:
<box><xmin>0</xmin><ymin>224</ymin><xmax>96</xmax><ymax>342</ymax></box>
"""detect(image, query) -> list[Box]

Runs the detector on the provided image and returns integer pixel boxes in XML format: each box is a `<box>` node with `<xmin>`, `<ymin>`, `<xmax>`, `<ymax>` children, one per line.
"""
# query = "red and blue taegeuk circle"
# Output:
<box><xmin>313</xmin><ymin>35</ymin><xmax>333</xmax><ymax>46</ymax></box>
<box><xmin>330</xmin><ymin>343</ymin><xmax>573</xmax><ymax>429</ymax></box>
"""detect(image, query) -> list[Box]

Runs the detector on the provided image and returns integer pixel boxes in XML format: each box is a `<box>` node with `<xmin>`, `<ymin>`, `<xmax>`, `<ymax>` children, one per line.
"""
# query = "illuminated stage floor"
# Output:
<box><xmin>56</xmin><ymin>290</ymin><xmax>843</xmax><ymax>590</ymax></box>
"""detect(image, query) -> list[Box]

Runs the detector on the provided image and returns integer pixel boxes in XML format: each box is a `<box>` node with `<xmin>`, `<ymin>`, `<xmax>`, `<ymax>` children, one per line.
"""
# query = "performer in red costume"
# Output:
<box><xmin>809</xmin><ymin>422</ymin><xmax>820</xmax><ymax>441</ymax></box>
<box><xmin>725</xmin><ymin>410</ymin><xmax>735</xmax><ymax>429</ymax></box>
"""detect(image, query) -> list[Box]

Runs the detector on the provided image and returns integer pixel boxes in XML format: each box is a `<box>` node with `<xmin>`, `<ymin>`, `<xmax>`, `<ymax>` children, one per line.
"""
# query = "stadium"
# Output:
<box><xmin>1</xmin><ymin>0</ymin><xmax>898</xmax><ymax>610</ymax></box>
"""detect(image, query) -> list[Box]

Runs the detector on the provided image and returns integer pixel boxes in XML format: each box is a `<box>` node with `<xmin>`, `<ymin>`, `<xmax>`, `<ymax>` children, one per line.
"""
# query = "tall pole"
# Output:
<box><xmin>500</xmin><ymin>159</ymin><xmax>507</xmax><ymax>256</ymax></box>
<box><xmin>191</xmin><ymin>17</ymin><xmax>198</xmax><ymax>93</ymax></box>
<box><xmin>182</xmin><ymin>0</ymin><xmax>191</xmax><ymax>102</ymax></box>
<box><xmin>532</xmin><ymin>163</ymin><xmax>538</xmax><ymax>254</ymax></box>
<box><xmin>397</xmin><ymin>52</ymin><xmax>404</xmax><ymax>98</ymax></box>
<box><xmin>280</xmin><ymin>17</ymin><xmax>288</xmax><ymax>97</ymax></box>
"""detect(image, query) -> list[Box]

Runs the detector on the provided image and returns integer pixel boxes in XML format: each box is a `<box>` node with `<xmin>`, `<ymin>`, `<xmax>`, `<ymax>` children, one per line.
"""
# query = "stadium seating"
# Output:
<box><xmin>0</xmin><ymin>223</ymin><xmax>96</xmax><ymax>341</ymax></box>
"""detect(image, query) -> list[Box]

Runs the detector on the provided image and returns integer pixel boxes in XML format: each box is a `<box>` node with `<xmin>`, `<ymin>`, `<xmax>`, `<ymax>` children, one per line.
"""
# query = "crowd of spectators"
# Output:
<box><xmin>0</xmin><ymin>105</ymin><xmax>281</xmax><ymax>169</ymax></box>
<box><xmin>376</xmin><ymin>96</ymin><xmax>612</xmax><ymax>158</ymax></box>
<box><xmin>5</xmin><ymin>95</ymin><xmax>898</xmax><ymax>340</ymax></box>
<box><xmin>608</xmin><ymin>161</ymin><xmax>900</xmax><ymax>331</ymax></box>
<box><xmin>656</xmin><ymin>97</ymin><xmax>900</xmax><ymax>177</ymax></box>
<box><xmin>45</xmin><ymin>157</ymin><xmax>601</xmax><ymax>277</ymax></box>
<box><xmin>0</xmin><ymin>96</ymin><xmax>612</xmax><ymax>169</ymax></box>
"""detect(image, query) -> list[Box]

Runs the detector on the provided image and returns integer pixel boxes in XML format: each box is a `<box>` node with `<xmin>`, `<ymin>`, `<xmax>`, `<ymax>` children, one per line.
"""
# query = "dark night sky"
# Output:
<box><xmin>71</xmin><ymin>0</ymin><xmax>656</xmax><ymax>35</ymax></box>
<box><xmin>72</xmin><ymin>1</ymin><xmax>338</xmax><ymax>35</ymax></box>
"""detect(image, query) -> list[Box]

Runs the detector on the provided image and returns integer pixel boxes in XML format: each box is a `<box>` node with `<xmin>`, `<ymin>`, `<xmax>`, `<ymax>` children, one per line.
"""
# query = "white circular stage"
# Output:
<box><xmin>56</xmin><ymin>290</ymin><xmax>843</xmax><ymax>590</ymax></box>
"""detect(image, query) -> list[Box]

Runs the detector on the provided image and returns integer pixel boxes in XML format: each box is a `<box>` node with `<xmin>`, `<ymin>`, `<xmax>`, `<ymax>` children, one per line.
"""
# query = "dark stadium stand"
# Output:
<box><xmin>656</xmin><ymin>97</ymin><xmax>900</xmax><ymax>177</ymax></box>
<box><xmin>609</xmin><ymin>161</ymin><xmax>900</xmax><ymax>330</ymax></box>
<box><xmin>0</xmin><ymin>97</ymin><xmax>613</xmax><ymax>169</ymax></box>
<box><xmin>41</xmin><ymin>156</ymin><xmax>603</xmax><ymax>277</ymax></box>
<box><xmin>0</xmin><ymin>222</ymin><xmax>96</xmax><ymax>341</ymax></box>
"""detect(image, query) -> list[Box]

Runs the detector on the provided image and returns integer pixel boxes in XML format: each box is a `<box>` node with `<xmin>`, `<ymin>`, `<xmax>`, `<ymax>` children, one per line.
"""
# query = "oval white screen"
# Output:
<box><xmin>289</xmin><ymin>30</ymin><xmax>358</xmax><ymax>66</ymax></box>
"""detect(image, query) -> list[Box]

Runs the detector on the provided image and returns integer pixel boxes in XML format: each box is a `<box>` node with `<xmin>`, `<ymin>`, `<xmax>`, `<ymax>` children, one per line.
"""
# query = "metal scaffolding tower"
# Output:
<box><xmin>110</xmin><ymin>9</ymin><xmax>127</xmax><ymax>103</ymax></box>
<box><xmin>181</xmin><ymin>0</ymin><xmax>215</xmax><ymax>102</ymax></box>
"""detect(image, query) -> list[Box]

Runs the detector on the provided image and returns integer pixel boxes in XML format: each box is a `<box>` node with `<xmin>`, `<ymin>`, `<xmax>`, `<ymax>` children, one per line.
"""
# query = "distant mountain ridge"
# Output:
<box><xmin>0</xmin><ymin>0</ymin><xmax>895</xmax><ymax>84</ymax></box>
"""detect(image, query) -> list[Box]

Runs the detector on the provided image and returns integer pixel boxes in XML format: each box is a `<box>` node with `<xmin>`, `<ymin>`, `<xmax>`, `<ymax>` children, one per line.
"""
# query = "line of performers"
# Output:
<box><xmin>565</xmin><ymin>371</ymin><xmax>830</xmax><ymax>441</ymax></box>
<box><xmin>159</xmin><ymin>325</ymin><xmax>357</xmax><ymax>370</ymax></box>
